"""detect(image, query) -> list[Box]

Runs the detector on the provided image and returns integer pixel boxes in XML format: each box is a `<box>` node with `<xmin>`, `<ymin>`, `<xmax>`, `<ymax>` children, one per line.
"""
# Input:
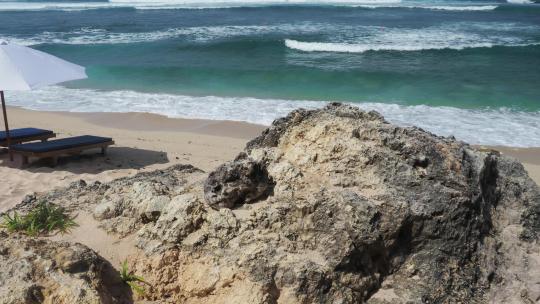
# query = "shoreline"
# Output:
<box><xmin>7</xmin><ymin>106</ymin><xmax>267</xmax><ymax>139</ymax></box>
<box><xmin>1</xmin><ymin>106</ymin><xmax>538</xmax><ymax>212</ymax></box>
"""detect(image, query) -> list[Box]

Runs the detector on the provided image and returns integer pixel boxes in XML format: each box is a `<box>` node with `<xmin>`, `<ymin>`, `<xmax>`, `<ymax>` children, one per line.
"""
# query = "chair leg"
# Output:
<box><xmin>101</xmin><ymin>146</ymin><xmax>107</xmax><ymax>155</ymax></box>
<box><xmin>22</xmin><ymin>156</ymin><xmax>29</xmax><ymax>166</ymax></box>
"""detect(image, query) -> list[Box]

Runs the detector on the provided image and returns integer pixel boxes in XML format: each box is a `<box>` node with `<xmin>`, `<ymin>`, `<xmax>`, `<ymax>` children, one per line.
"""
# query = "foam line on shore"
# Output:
<box><xmin>7</xmin><ymin>86</ymin><xmax>540</xmax><ymax>147</ymax></box>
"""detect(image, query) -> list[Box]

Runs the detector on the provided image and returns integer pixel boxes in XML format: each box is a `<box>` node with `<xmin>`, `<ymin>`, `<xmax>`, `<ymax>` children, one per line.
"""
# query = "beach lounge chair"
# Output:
<box><xmin>0</xmin><ymin>127</ymin><xmax>56</xmax><ymax>146</ymax></box>
<box><xmin>10</xmin><ymin>135</ymin><xmax>114</xmax><ymax>166</ymax></box>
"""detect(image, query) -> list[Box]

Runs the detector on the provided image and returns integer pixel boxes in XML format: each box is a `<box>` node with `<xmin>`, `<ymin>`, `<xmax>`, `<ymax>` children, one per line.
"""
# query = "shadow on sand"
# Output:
<box><xmin>0</xmin><ymin>146</ymin><xmax>169</xmax><ymax>174</ymax></box>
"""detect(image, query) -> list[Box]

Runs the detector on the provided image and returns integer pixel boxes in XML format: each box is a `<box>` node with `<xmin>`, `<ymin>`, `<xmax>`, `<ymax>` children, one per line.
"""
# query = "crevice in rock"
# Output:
<box><xmin>475</xmin><ymin>153</ymin><xmax>500</xmax><ymax>238</ymax></box>
<box><xmin>480</xmin><ymin>154</ymin><xmax>500</xmax><ymax>208</ymax></box>
<box><xmin>266</xmin><ymin>278</ymin><xmax>281</xmax><ymax>304</ymax></box>
<box><xmin>204</xmin><ymin>155</ymin><xmax>275</xmax><ymax>209</ymax></box>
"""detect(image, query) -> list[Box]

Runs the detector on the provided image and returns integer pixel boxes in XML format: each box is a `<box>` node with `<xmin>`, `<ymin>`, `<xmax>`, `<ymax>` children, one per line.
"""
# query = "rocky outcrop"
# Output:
<box><xmin>198</xmin><ymin>103</ymin><xmax>540</xmax><ymax>303</ymax></box>
<box><xmin>2</xmin><ymin>103</ymin><xmax>539</xmax><ymax>303</ymax></box>
<box><xmin>0</xmin><ymin>232</ymin><xmax>131</xmax><ymax>304</ymax></box>
<box><xmin>16</xmin><ymin>164</ymin><xmax>204</xmax><ymax>238</ymax></box>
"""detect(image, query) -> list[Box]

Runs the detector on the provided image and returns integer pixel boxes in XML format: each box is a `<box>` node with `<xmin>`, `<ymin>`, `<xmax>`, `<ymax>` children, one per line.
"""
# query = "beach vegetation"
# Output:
<box><xmin>1</xmin><ymin>201</ymin><xmax>77</xmax><ymax>236</ymax></box>
<box><xmin>120</xmin><ymin>260</ymin><xmax>149</xmax><ymax>296</ymax></box>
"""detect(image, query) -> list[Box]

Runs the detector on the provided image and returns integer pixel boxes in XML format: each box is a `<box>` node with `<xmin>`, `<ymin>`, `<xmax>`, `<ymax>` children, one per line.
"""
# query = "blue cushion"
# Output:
<box><xmin>0</xmin><ymin>128</ymin><xmax>53</xmax><ymax>141</ymax></box>
<box><xmin>11</xmin><ymin>135</ymin><xmax>112</xmax><ymax>153</ymax></box>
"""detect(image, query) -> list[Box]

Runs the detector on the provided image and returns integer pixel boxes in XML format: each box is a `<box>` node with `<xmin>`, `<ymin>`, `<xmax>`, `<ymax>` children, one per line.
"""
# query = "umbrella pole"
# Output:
<box><xmin>0</xmin><ymin>91</ymin><xmax>13</xmax><ymax>161</ymax></box>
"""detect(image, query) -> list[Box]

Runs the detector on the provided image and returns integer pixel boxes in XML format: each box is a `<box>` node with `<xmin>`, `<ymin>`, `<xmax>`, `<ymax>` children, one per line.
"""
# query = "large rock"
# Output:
<box><xmin>197</xmin><ymin>103</ymin><xmax>539</xmax><ymax>303</ymax></box>
<box><xmin>3</xmin><ymin>103</ymin><xmax>539</xmax><ymax>303</ymax></box>
<box><xmin>0</xmin><ymin>232</ymin><xmax>131</xmax><ymax>304</ymax></box>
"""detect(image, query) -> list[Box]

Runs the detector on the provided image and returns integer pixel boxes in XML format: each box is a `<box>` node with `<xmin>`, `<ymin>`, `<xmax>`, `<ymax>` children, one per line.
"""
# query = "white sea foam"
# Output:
<box><xmin>1</xmin><ymin>23</ymin><xmax>325</xmax><ymax>46</ymax></box>
<box><xmin>4</xmin><ymin>21</ymin><xmax>538</xmax><ymax>51</ymax></box>
<box><xmin>6</xmin><ymin>86</ymin><xmax>540</xmax><ymax>147</ymax></box>
<box><xmin>415</xmin><ymin>5</ymin><xmax>498</xmax><ymax>11</ymax></box>
<box><xmin>0</xmin><ymin>0</ymin><xmax>502</xmax><ymax>11</ymax></box>
<box><xmin>285</xmin><ymin>22</ymin><xmax>540</xmax><ymax>53</ymax></box>
<box><xmin>109</xmin><ymin>0</ymin><xmax>405</xmax><ymax>10</ymax></box>
<box><xmin>0</xmin><ymin>0</ymin><xmax>403</xmax><ymax>11</ymax></box>
<box><xmin>285</xmin><ymin>39</ymin><xmax>505</xmax><ymax>52</ymax></box>
<box><xmin>507</xmin><ymin>0</ymin><xmax>533</xmax><ymax>4</ymax></box>
<box><xmin>109</xmin><ymin>0</ymin><xmax>403</xmax><ymax>4</ymax></box>
<box><xmin>285</xmin><ymin>39</ymin><xmax>497</xmax><ymax>52</ymax></box>
<box><xmin>0</xmin><ymin>2</ymin><xmax>123</xmax><ymax>11</ymax></box>
<box><xmin>353</xmin><ymin>4</ymin><xmax>498</xmax><ymax>11</ymax></box>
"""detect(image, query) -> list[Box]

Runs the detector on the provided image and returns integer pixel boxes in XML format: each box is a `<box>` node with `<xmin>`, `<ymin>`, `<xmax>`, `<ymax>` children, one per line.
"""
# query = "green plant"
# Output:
<box><xmin>1</xmin><ymin>201</ymin><xmax>77</xmax><ymax>236</ymax></box>
<box><xmin>2</xmin><ymin>212</ymin><xmax>26</xmax><ymax>232</ymax></box>
<box><xmin>120</xmin><ymin>260</ymin><xmax>149</xmax><ymax>295</ymax></box>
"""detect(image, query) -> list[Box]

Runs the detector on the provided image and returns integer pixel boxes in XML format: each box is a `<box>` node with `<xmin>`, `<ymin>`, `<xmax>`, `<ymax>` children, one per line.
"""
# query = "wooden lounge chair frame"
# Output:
<box><xmin>14</xmin><ymin>140</ymin><xmax>114</xmax><ymax>167</ymax></box>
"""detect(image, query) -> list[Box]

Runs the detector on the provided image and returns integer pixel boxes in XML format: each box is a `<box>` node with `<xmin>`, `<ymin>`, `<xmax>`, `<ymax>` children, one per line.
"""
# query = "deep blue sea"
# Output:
<box><xmin>0</xmin><ymin>0</ymin><xmax>539</xmax><ymax>146</ymax></box>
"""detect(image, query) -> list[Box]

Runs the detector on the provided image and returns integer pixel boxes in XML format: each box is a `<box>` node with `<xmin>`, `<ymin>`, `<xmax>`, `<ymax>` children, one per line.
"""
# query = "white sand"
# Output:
<box><xmin>1</xmin><ymin>107</ymin><xmax>538</xmax><ymax>213</ymax></box>
<box><xmin>0</xmin><ymin>106</ymin><xmax>264</xmax><ymax>212</ymax></box>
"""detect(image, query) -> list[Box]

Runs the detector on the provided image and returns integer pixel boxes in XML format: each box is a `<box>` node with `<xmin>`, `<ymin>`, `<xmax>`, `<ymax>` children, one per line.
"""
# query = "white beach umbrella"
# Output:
<box><xmin>0</xmin><ymin>40</ymin><xmax>87</xmax><ymax>154</ymax></box>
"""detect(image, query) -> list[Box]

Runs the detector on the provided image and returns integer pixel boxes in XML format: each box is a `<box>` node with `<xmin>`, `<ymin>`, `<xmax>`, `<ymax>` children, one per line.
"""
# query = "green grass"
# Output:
<box><xmin>1</xmin><ymin>201</ymin><xmax>77</xmax><ymax>236</ymax></box>
<box><xmin>120</xmin><ymin>260</ymin><xmax>149</xmax><ymax>296</ymax></box>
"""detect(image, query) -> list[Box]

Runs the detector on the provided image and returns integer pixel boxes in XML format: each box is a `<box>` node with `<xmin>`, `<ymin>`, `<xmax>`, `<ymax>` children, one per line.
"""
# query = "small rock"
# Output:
<box><xmin>204</xmin><ymin>154</ymin><xmax>275</xmax><ymax>209</ymax></box>
<box><xmin>93</xmin><ymin>200</ymin><xmax>119</xmax><ymax>220</ymax></box>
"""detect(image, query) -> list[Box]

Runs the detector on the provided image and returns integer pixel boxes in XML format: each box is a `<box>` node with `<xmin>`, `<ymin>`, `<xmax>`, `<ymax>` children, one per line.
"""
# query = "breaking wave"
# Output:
<box><xmin>7</xmin><ymin>86</ymin><xmax>540</xmax><ymax>147</ymax></box>
<box><xmin>0</xmin><ymin>0</ymin><xmax>515</xmax><ymax>11</ymax></box>
<box><xmin>0</xmin><ymin>0</ymin><xmax>405</xmax><ymax>11</ymax></box>
<box><xmin>3</xmin><ymin>25</ymin><xmax>321</xmax><ymax>45</ymax></box>
<box><xmin>285</xmin><ymin>22</ymin><xmax>540</xmax><ymax>53</ymax></box>
<box><xmin>4</xmin><ymin>22</ymin><xmax>539</xmax><ymax>50</ymax></box>
<box><xmin>407</xmin><ymin>5</ymin><xmax>498</xmax><ymax>11</ymax></box>
<box><xmin>507</xmin><ymin>0</ymin><xmax>533</xmax><ymax>4</ymax></box>
<box><xmin>284</xmin><ymin>39</ymin><xmax>539</xmax><ymax>53</ymax></box>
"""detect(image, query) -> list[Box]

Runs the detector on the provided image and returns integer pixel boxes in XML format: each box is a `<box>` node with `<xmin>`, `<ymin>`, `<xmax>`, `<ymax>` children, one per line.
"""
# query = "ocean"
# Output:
<box><xmin>0</xmin><ymin>0</ymin><xmax>539</xmax><ymax>146</ymax></box>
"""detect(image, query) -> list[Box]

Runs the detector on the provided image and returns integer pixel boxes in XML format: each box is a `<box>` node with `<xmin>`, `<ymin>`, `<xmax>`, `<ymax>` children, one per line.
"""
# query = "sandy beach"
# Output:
<box><xmin>0</xmin><ymin>106</ymin><xmax>265</xmax><ymax>212</ymax></box>
<box><xmin>1</xmin><ymin>106</ymin><xmax>538</xmax><ymax>214</ymax></box>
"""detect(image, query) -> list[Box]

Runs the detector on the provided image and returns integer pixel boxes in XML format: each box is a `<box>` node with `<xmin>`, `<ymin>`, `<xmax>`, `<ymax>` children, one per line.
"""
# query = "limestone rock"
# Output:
<box><xmin>0</xmin><ymin>232</ymin><xmax>130</xmax><ymax>304</ymax></box>
<box><xmin>3</xmin><ymin>103</ymin><xmax>539</xmax><ymax>303</ymax></box>
<box><xmin>204</xmin><ymin>153</ymin><xmax>274</xmax><ymax>209</ymax></box>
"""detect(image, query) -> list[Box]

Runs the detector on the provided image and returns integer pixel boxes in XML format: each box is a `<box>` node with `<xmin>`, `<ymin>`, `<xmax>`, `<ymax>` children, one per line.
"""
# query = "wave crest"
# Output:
<box><xmin>507</xmin><ymin>0</ymin><xmax>533</xmax><ymax>4</ymax></box>
<box><xmin>411</xmin><ymin>5</ymin><xmax>498</xmax><ymax>11</ymax></box>
<box><xmin>285</xmin><ymin>39</ymin><xmax>498</xmax><ymax>53</ymax></box>
<box><xmin>5</xmin><ymin>22</ymin><xmax>539</xmax><ymax>49</ymax></box>
<box><xmin>0</xmin><ymin>0</ymin><xmax>504</xmax><ymax>11</ymax></box>
<box><xmin>285</xmin><ymin>22</ymin><xmax>540</xmax><ymax>53</ymax></box>
<box><xmin>0</xmin><ymin>0</ymin><xmax>406</xmax><ymax>11</ymax></box>
<box><xmin>2</xmin><ymin>24</ymin><xmax>323</xmax><ymax>45</ymax></box>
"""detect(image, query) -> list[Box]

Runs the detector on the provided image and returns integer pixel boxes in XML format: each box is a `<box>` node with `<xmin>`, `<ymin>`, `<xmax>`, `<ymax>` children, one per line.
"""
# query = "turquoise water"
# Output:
<box><xmin>1</xmin><ymin>0</ymin><xmax>539</xmax><ymax>146</ymax></box>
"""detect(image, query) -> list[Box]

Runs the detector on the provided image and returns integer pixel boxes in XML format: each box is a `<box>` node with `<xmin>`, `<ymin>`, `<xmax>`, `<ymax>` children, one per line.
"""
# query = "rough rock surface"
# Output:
<box><xmin>0</xmin><ymin>232</ymin><xmax>131</xmax><ymax>304</ymax></box>
<box><xmin>15</xmin><ymin>164</ymin><xmax>204</xmax><ymax>238</ymax></box>
<box><xmin>204</xmin><ymin>152</ymin><xmax>274</xmax><ymax>209</ymax></box>
<box><xmin>2</xmin><ymin>103</ymin><xmax>539</xmax><ymax>303</ymax></box>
